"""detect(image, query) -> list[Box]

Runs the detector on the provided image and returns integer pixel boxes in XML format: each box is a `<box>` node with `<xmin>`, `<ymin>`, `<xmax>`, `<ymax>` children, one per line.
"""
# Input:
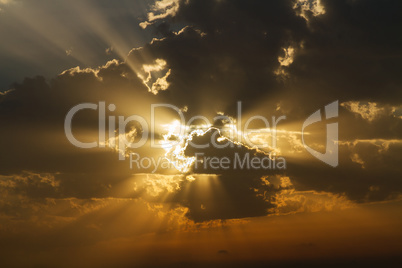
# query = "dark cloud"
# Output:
<box><xmin>172</xmin><ymin>128</ymin><xmax>289</xmax><ymax>221</ymax></box>
<box><xmin>128</xmin><ymin>0</ymin><xmax>309</xmax><ymax>116</ymax></box>
<box><xmin>129</xmin><ymin>0</ymin><xmax>402</xmax><ymax>117</ymax></box>
<box><xmin>286</xmin><ymin>0</ymin><xmax>402</xmax><ymax>105</ymax></box>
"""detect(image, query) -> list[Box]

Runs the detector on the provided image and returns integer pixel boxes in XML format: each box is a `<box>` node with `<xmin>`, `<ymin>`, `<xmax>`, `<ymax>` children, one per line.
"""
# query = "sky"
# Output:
<box><xmin>0</xmin><ymin>0</ymin><xmax>402</xmax><ymax>267</ymax></box>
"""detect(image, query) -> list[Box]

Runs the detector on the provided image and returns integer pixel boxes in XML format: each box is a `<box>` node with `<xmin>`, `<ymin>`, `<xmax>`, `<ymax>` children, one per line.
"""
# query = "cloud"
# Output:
<box><xmin>140</xmin><ymin>0</ymin><xmax>181</xmax><ymax>28</ymax></box>
<box><xmin>128</xmin><ymin>0</ymin><xmax>310</xmax><ymax>116</ymax></box>
<box><xmin>294</xmin><ymin>0</ymin><xmax>326</xmax><ymax>20</ymax></box>
<box><xmin>341</xmin><ymin>101</ymin><xmax>396</xmax><ymax>122</ymax></box>
<box><xmin>136</xmin><ymin>58</ymin><xmax>172</xmax><ymax>94</ymax></box>
<box><xmin>132</xmin><ymin>173</ymin><xmax>184</xmax><ymax>197</ymax></box>
<box><xmin>166</xmin><ymin>128</ymin><xmax>291</xmax><ymax>221</ymax></box>
<box><xmin>339</xmin><ymin>139</ymin><xmax>402</xmax><ymax>170</ymax></box>
<box><xmin>271</xmin><ymin>189</ymin><xmax>354</xmax><ymax>215</ymax></box>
